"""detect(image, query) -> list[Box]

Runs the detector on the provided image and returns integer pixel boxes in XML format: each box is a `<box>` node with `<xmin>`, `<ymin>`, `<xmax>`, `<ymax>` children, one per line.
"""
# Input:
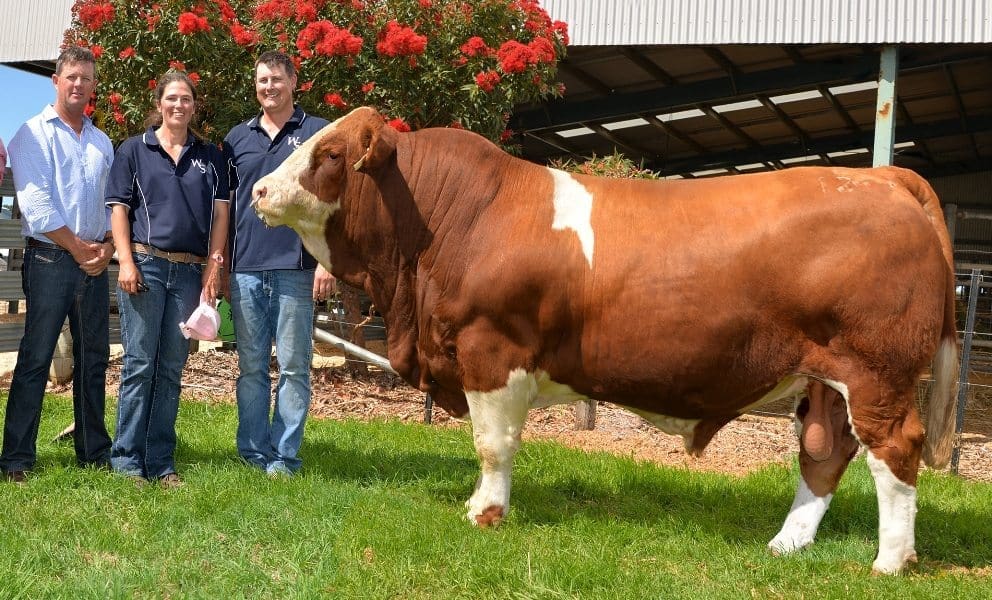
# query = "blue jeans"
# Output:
<box><xmin>1</xmin><ymin>246</ymin><xmax>111</xmax><ymax>472</ymax></box>
<box><xmin>111</xmin><ymin>254</ymin><xmax>201</xmax><ymax>479</ymax></box>
<box><xmin>230</xmin><ymin>269</ymin><xmax>314</xmax><ymax>474</ymax></box>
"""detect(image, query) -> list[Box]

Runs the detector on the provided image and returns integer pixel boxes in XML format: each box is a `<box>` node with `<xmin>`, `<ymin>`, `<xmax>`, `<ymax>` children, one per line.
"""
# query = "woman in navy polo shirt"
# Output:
<box><xmin>105</xmin><ymin>71</ymin><xmax>229</xmax><ymax>487</ymax></box>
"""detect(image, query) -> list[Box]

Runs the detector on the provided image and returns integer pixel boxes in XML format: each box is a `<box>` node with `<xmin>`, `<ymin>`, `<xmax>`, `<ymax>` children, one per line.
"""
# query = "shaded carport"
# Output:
<box><xmin>514</xmin><ymin>43</ymin><xmax>991</xmax><ymax>179</ymax></box>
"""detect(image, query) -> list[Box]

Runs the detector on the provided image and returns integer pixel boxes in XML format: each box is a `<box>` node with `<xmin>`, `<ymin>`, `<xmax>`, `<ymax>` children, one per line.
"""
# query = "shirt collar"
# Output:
<box><xmin>142</xmin><ymin>126</ymin><xmax>196</xmax><ymax>149</ymax></box>
<box><xmin>248</xmin><ymin>104</ymin><xmax>305</xmax><ymax>131</ymax></box>
<box><xmin>41</xmin><ymin>104</ymin><xmax>95</xmax><ymax>131</ymax></box>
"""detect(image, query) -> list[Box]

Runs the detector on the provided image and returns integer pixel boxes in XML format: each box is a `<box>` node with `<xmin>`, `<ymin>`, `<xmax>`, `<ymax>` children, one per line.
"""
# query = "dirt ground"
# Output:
<box><xmin>26</xmin><ymin>342</ymin><xmax>987</xmax><ymax>483</ymax></box>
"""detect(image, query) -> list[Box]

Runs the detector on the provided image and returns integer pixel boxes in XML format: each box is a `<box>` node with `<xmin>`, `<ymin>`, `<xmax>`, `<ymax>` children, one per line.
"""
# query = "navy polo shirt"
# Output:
<box><xmin>105</xmin><ymin>128</ymin><xmax>229</xmax><ymax>256</ymax></box>
<box><xmin>223</xmin><ymin>105</ymin><xmax>329</xmax><ymax>272</ymax></box>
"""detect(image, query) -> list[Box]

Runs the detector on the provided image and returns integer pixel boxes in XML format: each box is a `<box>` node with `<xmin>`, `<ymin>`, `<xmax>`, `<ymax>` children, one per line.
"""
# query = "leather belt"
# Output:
<box><xmin>131</xmin><ymin>242</ymin><xmax>206</xmax><ymax>264</ymax></box>
<box><xmin>26</xmin><ymin>238</ymin><xmax>65</xmax><ymax>251</ymax></box>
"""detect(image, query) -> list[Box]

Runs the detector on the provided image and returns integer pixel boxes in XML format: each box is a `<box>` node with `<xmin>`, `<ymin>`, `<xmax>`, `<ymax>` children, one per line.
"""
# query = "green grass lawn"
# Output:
<box><xmin>0</xmin><ymin>395</ymin><xmax>989</xmax><ymax>599</ymax></box>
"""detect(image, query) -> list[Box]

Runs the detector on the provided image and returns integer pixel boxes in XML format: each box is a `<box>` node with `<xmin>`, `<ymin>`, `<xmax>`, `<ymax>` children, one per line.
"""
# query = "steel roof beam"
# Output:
<box><xmin>514</xmin><ymin>48</ymin><xmax>988</xmax><ymax>133</ymax></box>
<box><xmin>644</xmin><ymin>114</ymin><xmax>992</xmax><ymax>175</ymax></box>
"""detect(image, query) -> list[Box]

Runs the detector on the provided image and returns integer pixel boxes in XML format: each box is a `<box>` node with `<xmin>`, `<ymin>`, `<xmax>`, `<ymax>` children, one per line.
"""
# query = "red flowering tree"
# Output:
<box><xmin>64</xmin><ymin>0</ymin><xmax>568</xmax><ymax>145</ymax></box>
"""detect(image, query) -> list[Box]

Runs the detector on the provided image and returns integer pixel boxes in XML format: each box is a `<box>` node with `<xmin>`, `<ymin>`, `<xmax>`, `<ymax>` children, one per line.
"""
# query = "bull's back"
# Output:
<box><xmin>491</xmin><ymin>166</ymin><xmax>947</xmax><ymax>410</ymax></box>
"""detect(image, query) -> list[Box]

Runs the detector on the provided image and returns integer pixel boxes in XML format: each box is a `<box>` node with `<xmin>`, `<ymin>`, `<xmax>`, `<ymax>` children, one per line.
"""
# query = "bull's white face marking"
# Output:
<box><xmin>768</xmin><ymin>479</ymin><xmax>833</xmax><ymax>555</ymax></box>
<box><xmin>866</xmin><ymin>451</ymin><xmax>918</xmax><ymax>574</ymax></box>
<box><xmin>548</xmin><ymin>168</ymin><xmax>595</xmax><ymax>268</ymax></box>
<box><xmin>252</xmin><ymin>119</ymin><xmax>346</xmax><ymax>270</ymax></box>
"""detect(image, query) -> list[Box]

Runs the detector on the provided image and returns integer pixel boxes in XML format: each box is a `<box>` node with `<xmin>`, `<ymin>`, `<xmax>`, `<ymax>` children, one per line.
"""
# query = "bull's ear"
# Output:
<box><xmin>353</xmin><ymin>119</ymin><xmax>398</xmax><ymax>173</ymax></box>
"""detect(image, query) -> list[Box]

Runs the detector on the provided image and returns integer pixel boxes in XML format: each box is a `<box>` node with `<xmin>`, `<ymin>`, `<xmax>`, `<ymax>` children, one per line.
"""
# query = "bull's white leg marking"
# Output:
<box><xmin>866</xmin><ymin>451</ymin><xmax>918</xmax><ymax>574</ymax></box>
<box><xmin>464</xmin><ymin>368</ymin><xmax>536</xmax><ymax>526</ymax></box>
<box><xmin>548</xmin><ymin>168</ymin><xmax>595</xmax><ymax>268</ymax></box>
<box><xmin>768</xmin><ymin>479</ymin><xmax>833</xmax><ymax>554</ymax></box>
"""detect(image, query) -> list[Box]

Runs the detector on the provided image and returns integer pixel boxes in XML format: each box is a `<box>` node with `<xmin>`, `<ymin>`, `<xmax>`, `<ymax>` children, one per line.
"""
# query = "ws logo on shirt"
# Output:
<box><xmin>286</xmin><ymin>136</ymin><xmax>302</xmax><ymax>149</ymax></box>
<box><xmin>190</xmin><ymin>159</ymin><xmax>208</xmax><ymax>174</ymax></box>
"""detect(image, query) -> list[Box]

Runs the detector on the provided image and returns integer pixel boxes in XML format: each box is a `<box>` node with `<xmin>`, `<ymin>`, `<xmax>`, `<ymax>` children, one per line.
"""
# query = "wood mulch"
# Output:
<box><xmin>26</xmin><ymin>346</ymin><xmax>992</xmax><ymax>483</ymax></box>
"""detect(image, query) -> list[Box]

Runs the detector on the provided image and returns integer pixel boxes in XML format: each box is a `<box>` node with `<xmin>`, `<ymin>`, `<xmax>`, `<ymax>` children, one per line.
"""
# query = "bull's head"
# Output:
<box><xmin>252</xmin><ymin>106</ymin><xmax>398</xmax><ymax>269</ymax></box>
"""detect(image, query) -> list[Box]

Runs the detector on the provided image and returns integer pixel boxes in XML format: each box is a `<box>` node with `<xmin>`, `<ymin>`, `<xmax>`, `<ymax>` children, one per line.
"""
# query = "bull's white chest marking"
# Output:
<box><xmin>548</xmin><ymin>168</ymin><xmax>595</xmax><ymax>268</ymax></box>
<box><xmin>294</xmin><ymin>197</ymin><xmax>339</xmax><ymax>271</ymax></box>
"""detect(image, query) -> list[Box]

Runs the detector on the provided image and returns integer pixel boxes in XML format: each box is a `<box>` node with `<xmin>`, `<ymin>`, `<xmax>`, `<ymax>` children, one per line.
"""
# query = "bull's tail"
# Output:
<box><xmin>885</xmin><ymin>167</ymin><xmax>959</xmax><ymax>468</ymax></box>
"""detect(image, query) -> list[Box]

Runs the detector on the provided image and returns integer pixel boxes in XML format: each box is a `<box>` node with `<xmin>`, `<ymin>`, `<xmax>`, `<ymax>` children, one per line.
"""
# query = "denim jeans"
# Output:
<box><xmin>111</xmin><ymin>254</ymin><xmax>201</xmax><ymax>479</ymax></box>
<box><xmin>0</xmin><ymin>246</ymin><xmax>111</xmax><ymax>472</ymax></box>
<box><xmin>230</xmin><ymin>269</ymin><xmax>314</xmax><ymax>474</ymax></box>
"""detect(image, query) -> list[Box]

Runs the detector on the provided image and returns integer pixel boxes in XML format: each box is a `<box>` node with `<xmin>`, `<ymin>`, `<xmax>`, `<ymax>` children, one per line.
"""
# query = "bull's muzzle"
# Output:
<box><xmin>252</xmin><ymin>183</ymin><xmax>276</xmax><ymax>226</ymax></box>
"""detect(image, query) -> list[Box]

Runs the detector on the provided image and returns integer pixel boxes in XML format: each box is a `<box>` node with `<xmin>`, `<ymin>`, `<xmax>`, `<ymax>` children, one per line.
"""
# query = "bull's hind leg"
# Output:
<box><xmin>848</xmin><ymin>386</ymin><xmax>925</xmax><ymax>574</ymax></box>
<box><xmin>770</xmin><ymin>380</ymin><xmax>860</xmax><ymax>555</ymax></box>
<box><xmin>463</xmin><ymin>368</ymin><xmax>536</xmax><ymax>527</ymax></box>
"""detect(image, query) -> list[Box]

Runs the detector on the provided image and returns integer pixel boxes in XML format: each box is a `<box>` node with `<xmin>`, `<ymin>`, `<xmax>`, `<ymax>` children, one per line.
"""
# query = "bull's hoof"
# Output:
<box><xmin>871</xmin><ymin>551</ymin><xmax>917</xmax><ymax>575</ymax></box>
<box><xmin>471</xmin><ymin>505</ymin><xmax>504</xmax><ymax>528</ymax></box>
<box><xmin>767</xmin><ymin>535</ymin><xmax>813</xmax><ymax>557</ymax></box>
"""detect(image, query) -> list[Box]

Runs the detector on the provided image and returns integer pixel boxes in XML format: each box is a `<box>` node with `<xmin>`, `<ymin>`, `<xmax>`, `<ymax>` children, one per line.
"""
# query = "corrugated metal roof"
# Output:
<box><xmin>1</xmin><ymin>1</ymin><xmax>988</xmax><ymax>63</ymax></box>
<box><xmin>0</xmin><ymin>0</ymin><xmax>74</xmax><ymax>62</ymax></box>
<box><xmin>542</xmin><ymin>0</ymin><xmax>992</xmax><ymax>46</ymax></box>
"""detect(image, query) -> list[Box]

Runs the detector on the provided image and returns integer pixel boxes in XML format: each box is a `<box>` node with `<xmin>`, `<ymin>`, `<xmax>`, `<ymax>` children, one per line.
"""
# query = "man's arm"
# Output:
<box><xmin>8</xmin><ymin>122</ymin><xmax>69</xmax><ymax>237</ymax></box>
<box><xmin>45</xmin><ymin>226</ymin><xmax>103</xmax><ymax>272</ymax></box>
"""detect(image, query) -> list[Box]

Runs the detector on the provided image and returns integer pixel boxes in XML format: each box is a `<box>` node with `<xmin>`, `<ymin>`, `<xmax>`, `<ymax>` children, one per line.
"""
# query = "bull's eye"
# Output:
<box><xmin>327</xmin><ymin>152</ymin><xmax>340</xmax><ymax>161</ymax></box>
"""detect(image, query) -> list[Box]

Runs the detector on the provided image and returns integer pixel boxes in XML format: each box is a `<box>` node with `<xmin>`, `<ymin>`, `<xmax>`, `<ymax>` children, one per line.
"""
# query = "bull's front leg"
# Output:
<box><xmin>463</xmin><ymin>369</ymin><xmax>536</xmax><ymax>527</ymax></box>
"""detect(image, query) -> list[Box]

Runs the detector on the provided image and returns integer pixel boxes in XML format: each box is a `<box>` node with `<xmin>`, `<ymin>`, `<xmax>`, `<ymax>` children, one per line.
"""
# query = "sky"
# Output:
<box><xmin>0</xmin><ymin>65</ymin><xmax>55</xmax><ymax>169</ymax></box>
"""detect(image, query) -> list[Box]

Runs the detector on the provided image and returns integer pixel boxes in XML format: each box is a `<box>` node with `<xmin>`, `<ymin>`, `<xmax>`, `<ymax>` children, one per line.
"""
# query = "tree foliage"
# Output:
<box><xmin>65</xmin><ymin>0</ymin><xmax>568</xmax><ymax>144</ymax></box>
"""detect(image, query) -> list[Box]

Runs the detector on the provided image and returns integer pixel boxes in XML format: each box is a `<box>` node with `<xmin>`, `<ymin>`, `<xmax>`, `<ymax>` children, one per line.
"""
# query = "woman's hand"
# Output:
<box><xmin>201</xmin><ymin>253</ymin><xmax>224</xmax><ymax>303</ymax></box>
<box><xmin>118</xmin><ymin>260</ymin><xmax>144</xmax><ymax>295</ymax></box>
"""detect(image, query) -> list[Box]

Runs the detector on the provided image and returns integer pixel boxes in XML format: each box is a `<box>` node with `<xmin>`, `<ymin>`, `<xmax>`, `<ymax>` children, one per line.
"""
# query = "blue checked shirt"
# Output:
<box><xmin>8</xmin><ymin>104</ymin><xmax>114</xmax><ymax>243</ymax></box>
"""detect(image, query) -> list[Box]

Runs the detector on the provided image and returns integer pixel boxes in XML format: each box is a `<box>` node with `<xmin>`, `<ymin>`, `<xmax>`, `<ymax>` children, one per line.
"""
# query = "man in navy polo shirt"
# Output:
<box><xmin>223</xmin><ymin>51</ymin><xmax>334</xmax><ymax>478</ymax></box>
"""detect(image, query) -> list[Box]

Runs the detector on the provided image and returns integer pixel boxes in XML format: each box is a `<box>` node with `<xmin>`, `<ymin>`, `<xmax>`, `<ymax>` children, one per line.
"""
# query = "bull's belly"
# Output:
<box><xmin>527</xmin><ymin>370</ymin><xmax>810</xmax><ymax>439</ymax></box>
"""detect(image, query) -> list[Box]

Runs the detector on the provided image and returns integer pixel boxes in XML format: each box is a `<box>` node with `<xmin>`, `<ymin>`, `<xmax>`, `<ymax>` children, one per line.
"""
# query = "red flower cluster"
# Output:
<box><xmin>229</xmin><ymin>22</ymin><xmax>261</xmax><ymax>47</ymax></box>
<box><xmin>255</xmin><ymin>0</ymin><xmax>327</xmax><ymax>23</ymax></box>
<box><xmin>77</xmin><ymin>1</ymin><xmax>115</xmax><ymax>32</ymax></box>
<box><xmin>387</xmin><ymin>118</ymin><xmax>411</xmax><ymax>132</ymax></box>
<box><xmin>296</xmin><ymin>21</ymin><xmax>363</xmax><ymax>59</ymax></box>
<box><xmin>361</xmin><ymin>81</ymin><xmax>375</xmax><ymax>93</ymax></box>
<box><xmin>169</xmin><ymin>59</ymin><xmax>186</xmax><ymax>71</ymax></box>
<box><xmin>177</xmin><ymin>12</ymin><xmax>211</xmax><ymax>35</ymax></box>
<box><xmin>474</xmin><ymin>71</ymin><xmax>500</xmax><ymax>93</ymax></box>
<box><xmin>495</xmin><ymin>41</ymin><xmax>532</xmax><ymax>74</ymax></box>
<box><xmin>119</xmin><ymin>46</ymin><xmax>136</xmax><ymax>59</ymax></box>
<box><xmin>459</xmin><ymin>36</ymin><xmax>491</xmax><ymax>57</ymax></box>
<box><xmin>143</xmin><ymin>8</ymin><xmax>161</xmax><ymax>32</ymax></box>
<box><xmin>495</xmin><ymin>37</ymin><xmax>559</xmax><ymax>75</ymax></box>
<box><xmin>323</xmin><ymin>92</ymin><xmax>347</xmax><ymax>109</ymax></box>
<box><xmin>375</xmin><ymin>21</ymin><xmax>427</xmax><ymax>57</ymax></box>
